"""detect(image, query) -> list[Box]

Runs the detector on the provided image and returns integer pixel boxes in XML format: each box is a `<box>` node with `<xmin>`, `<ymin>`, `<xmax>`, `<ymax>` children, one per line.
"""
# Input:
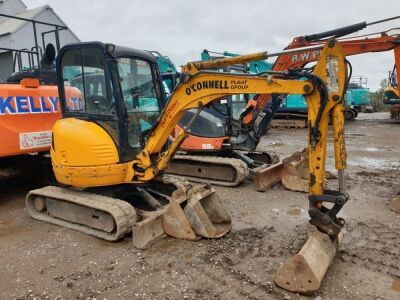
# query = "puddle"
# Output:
<box><xmin>391</xmin><ymin>278</ymin><xmax>400</xmax><ymax>292</ymax></box>
<box><xmin>348</xmin><ymin>157</ymin><xmax>400</xmax><ymax>169</ymax></box>
<box><xmin>270</xmin><ymin>142</ymin><xmax>285</xmax><ymax>147</ymax></box>
<box><xmin>271</xmin><ymin>208</ymin><xmax>280</xmax><ymax>214</ymax></box>
<box><xmin>345</xmin><ymin>132</ymin><xmax>366</xmax><ymax>137</ymax></box>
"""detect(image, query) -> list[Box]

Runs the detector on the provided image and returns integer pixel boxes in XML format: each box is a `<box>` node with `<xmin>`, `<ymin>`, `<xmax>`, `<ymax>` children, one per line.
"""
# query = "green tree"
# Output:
<box><xmin>370</xmin><ymin>78</ymin><xmax>389</xmax><ymax>111</ymax></box>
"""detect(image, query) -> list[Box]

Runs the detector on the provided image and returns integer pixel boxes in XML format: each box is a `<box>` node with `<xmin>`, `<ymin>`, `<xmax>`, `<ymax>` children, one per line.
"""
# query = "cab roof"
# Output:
<box><xmin>58</xmin><ymin>41</ymin><xmax>157</xmax><ymax>63</ymax></box>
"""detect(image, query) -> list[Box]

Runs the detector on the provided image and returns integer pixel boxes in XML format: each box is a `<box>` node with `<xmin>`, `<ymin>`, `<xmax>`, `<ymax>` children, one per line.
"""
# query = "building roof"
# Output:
<box><xmin>0</xmin><ymin>5</ymin><xmax>48</xmax><ymax>36</ymax></box>
<box><xmin>0</xmin><ymin>4</ymin><xmax>79</xmax><ymax>42</ymax></box>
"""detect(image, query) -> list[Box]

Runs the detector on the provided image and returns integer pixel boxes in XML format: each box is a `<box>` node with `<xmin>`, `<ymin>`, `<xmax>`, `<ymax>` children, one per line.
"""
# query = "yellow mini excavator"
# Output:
<box><xmin>26</xmin><ymin>40</ymin><xmax>348</xmax><ymax>294</ymax></box>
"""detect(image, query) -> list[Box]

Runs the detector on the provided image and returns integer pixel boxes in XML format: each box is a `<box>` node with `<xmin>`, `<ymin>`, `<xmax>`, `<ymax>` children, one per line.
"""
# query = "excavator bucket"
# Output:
<box><xmin>281</xmin><ymin>149</ymin><xmax>310</xmax><ymax>192</ymax></box>
<box><xmin>131</xmin><ymin>194</ymin><xmax>198</xmax><ymax>249</ymax></box>
<box><xmin>183</xmin><ymin>185</ymin><xmax>232</xmax><ymax>238</ymax></box>
<box><xmin>255</xmin><ymin>149</ymin><xmax>335</xmax><ymax>192</ymax></box>
<box><xmin>163</xmin><ymin>182</ymin><xmax>231</xmax><ymax>239</ymax></box>
<box><xmin>255</xmin><ymin>148</ymin><xmax>309</xmax><ymax>192</ymax></box>
<box><xmin>162</xmin><ymin>199</ymin><xmax>198</xmax><ymax>240</ymax></box>
<box><xmin>273</xmin><ymin>225</ymin><xmax>343</xmax><ymax>295</ymax></box>
<box><xmin>131</xmin><ymin>182</ymin><xmax>231</xmax><ymax>249</ymax></box>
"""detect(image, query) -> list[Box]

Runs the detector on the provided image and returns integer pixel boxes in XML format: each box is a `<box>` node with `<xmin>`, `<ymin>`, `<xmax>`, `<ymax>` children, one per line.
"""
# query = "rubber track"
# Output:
<box><xmin>168</xmin><ymin>155</ymin><xmax>249</xmax><ymax>187</ymax></box>
<box><xmin>26</xmin><ymin>186</ymin><xmax>136</xmax><ymax>241</ymax></box>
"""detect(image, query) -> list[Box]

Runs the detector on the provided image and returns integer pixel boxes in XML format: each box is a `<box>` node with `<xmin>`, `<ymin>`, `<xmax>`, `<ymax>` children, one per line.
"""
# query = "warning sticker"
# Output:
<box><xmin>326</xmin><ymin>56</ymin><xmax>339</xmax><ymax>94</ymax></box>
<box><xmin>19</xmin><ymin>131</ymin><xmax>52</xmax><ymax>150</ymax></box>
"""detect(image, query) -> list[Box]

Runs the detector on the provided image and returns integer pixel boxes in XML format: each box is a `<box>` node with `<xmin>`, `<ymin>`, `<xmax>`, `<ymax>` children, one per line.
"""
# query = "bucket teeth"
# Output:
<box><xmin>273</xmin><ymin>225</ymin><xmax>343</xmax><ymax>295</ymax></box>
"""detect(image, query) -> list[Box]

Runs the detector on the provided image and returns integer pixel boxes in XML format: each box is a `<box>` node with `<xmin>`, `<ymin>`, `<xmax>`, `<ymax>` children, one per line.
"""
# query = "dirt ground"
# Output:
<box><xmin>1</xmin><ymin>112</ymin><xmax>399</xmax><ymax>300</ymax></box>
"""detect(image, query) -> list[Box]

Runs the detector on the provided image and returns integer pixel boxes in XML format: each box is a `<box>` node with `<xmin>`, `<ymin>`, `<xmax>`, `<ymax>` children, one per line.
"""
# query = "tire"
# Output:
<box><xmin>344</xmin><ymin>109</ymin><xmax>356</xmax><ymax>121</ymax></box>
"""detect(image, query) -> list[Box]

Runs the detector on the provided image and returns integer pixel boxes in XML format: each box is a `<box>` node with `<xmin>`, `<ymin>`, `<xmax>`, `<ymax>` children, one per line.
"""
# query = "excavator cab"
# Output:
<box><xmin>58</xmin><ymin>42</ymin><xmax>164</xmax><ymax>164</ymax></box>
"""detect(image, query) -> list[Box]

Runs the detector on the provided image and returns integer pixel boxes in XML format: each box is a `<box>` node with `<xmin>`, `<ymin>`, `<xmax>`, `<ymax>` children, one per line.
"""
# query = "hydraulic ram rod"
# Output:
<box><xmin>190</xmin><ymin>45</ymin><xmax>325</xmax><ymax>71</ymax></box>
<box><xmin>304</xmin><ymin>15</ymin><xmax>400</xmax><ymax>42</ymax></box>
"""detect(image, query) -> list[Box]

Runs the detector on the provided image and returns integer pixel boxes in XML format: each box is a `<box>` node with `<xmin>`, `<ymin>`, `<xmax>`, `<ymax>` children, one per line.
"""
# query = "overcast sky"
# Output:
<box><xmin>25</xmin><ymin>0</ymin><xmax>400</xmax><ymax>91</ymax></box>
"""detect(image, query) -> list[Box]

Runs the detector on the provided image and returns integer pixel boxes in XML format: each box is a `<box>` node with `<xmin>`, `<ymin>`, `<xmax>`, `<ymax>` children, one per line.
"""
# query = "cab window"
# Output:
<box><xmin>117</xmin><ymin>58</ymin><xmax>160</xmax><ymax>148</ymax></box>
<box><xmin>61</xmin><ymin>47</ymin><xmax>115</xmax><ymax>115</ymax></box>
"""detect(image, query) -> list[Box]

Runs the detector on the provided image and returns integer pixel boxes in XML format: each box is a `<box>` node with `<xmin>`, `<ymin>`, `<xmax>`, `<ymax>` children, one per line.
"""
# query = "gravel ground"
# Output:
<box><xmin>0</xmin><ymin>112</ymin><xmax>399</xmax><ymax>300</ymax></box>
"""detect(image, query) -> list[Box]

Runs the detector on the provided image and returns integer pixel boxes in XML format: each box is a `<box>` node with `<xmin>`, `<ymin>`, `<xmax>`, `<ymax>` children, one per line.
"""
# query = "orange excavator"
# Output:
<box><xmin>165</xmin><ymin>17</ymin><xmax>400</xmax><ymax>188</ymax></box>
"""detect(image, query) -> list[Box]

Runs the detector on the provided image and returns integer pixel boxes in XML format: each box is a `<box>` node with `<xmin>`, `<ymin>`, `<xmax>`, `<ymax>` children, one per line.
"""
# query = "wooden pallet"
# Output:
<box><xmin>271</xmin><ymin>119</ymin><xmax>307</xmax><ymax>128</ymax></box>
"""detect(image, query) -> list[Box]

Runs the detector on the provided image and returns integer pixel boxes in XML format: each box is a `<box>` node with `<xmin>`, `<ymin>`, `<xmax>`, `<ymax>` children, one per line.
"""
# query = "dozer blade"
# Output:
<box><xmin>130</xmin><ymin>200</ymin><xmax>198</xmax><ymax>250</ymax></box>
<box><xmin>273</xmin><ymin>225</ymin><xmax>343</xmax><ymax>295</ymax></box>
<box><xmin>132</xmin><ymin>212</ymin><xmax>166</xmax><ymax>249</ymax></box>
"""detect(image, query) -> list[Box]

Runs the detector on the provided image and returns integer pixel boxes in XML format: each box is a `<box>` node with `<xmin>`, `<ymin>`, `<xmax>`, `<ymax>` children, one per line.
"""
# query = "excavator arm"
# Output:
<box><xmin>306</xmin><ymin>40</ymin><xmax>348</xmax><ymax>237</ymax></box>
<box><xmin>273</xmin><ymin>40</ymin><xmax>349</xmax><ymax>294</ymax></box>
